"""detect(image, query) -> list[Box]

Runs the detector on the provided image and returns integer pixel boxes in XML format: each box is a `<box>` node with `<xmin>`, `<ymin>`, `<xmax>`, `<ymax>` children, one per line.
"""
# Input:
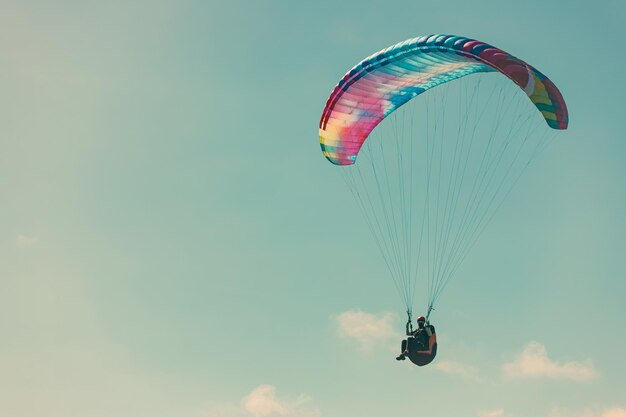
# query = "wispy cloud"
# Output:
<box><xmin>602</xmin><ymin>409</ymin><xmax>626</xmax><ymax>417</ymax></box>
<box><xmin>502</xmin><ymin>341</ymin><xmax>598</xmax><ymax>381</ymax></box>
<box><xmin>16</xmin><ymin>234</ymin><xmax>39</xmax><ymax>247</ymax></box>
<box><xmin>478</xmin><ymin>409</ymin><xmax>506</xmax><ymax>417</ymax></box>
<box><xmin>550</xmin><ymin>407</ymin><xmax>626</xmax><ymax>417</ymax></box>
<box><xmin>335</xmin><ymin>310</ymin><xmax>397</xmax><ymax>351</ymax></box>
<box><xmin>475</xmin><ymin>404</ymin><xmax>626</xmax><ymax>417</ymax></box>
<box><xmin>209</xmin><ymin>385</ymin><xmax>319</xmax><ymax>417</ymax></box>
<box><xmin>434</xmin><ymin>360</ymin><xmax>481</xmax><ymax>381</ymax></box>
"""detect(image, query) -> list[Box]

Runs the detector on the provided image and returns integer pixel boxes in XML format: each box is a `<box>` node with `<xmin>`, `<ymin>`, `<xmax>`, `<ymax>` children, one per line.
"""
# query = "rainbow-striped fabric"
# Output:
<box><xmin>319</xmin><ymin>34</ymin><xmax>568</xmax><ymax>165</ymax></box>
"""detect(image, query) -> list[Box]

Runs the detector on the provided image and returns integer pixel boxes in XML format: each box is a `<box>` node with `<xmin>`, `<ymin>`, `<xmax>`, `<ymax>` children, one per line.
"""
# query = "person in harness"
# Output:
<box><xmin>396</xmin><ymin>315</ymin><xmax>437</xmax><ymax>366</ymax></box>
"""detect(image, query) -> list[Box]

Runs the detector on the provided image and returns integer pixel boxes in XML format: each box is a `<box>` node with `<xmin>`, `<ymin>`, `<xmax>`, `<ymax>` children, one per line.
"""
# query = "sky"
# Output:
<box><xmin>1</xmin><ymin>0</ymin><xmax>625</xmax><ymax>416</ymax></box>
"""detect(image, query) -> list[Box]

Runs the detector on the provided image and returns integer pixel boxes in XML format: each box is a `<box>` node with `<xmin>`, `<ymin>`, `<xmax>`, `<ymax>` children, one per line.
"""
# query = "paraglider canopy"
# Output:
<box><xmin>319</xmin><ymin>34</ymin><xmax>568</xmax><ymax>166</ymax></box>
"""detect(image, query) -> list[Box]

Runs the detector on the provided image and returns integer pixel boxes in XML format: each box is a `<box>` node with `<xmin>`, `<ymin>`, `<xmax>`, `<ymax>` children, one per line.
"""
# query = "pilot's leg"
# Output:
<box><xmin>396</xmin><ymin>339</ymin><xmax>408</xmax><ymax>361</ymax></box>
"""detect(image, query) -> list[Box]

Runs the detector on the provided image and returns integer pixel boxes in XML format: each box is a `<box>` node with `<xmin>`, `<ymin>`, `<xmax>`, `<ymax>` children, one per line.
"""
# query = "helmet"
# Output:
<box><xmin>416</xmin><ymin>316</ymin><xmax>426</xmax><ymax>322</ymax></box>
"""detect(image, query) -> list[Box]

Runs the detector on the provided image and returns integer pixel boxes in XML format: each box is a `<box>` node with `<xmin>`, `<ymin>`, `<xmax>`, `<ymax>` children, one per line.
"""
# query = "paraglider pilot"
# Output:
<box><xmin>396</xmin><ymin>315</ymin><xmax>437</xmax><ymax>366</ymax></box>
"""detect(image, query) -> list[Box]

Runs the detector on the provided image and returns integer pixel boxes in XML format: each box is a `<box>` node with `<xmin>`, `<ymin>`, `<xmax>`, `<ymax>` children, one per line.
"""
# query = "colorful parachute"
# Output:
<box><xmin>318</xmin><ymin>34</ymin><xmax>568</xmax><ymax>320</ymax></box>
<box><xmin>320</xmin><ymin>34</ymin><xmax>568</xmax><ymax>166</ymax></box>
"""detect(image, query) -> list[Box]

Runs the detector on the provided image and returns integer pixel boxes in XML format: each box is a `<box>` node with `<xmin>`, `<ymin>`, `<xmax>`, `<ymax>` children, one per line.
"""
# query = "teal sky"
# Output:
<box><xmin>2</xmin><ymin>1</ymin><xmax>625</xmax><ymax>416</ymax></box>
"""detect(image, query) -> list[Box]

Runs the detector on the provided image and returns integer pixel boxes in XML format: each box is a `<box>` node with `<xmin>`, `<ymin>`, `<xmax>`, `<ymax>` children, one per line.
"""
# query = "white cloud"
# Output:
<box><xmin>243</xmin><ymin>385</ymin><xmax>317</xmax><ymax>417</ymax></box>
<box><xmin>16</xmin><ymin>234</ymin><xmax>39</xmax><ymax>247</ymax></box>
<box><xmin>243</xmin><ymin>385</ymin><xmax>289</xmax><ymax>417</ymax></box>
<box><xmin>502</xmin><ymin>341</ymin><xmax>598</xmax><ymax>381</ymax></box>
<box><xmin>335</xmin><ymin>310</ymin><xmax>397</xmax><ymax>351</ymax></box>
<box><xmin>434</xmin><ymin>360</ymin><xmax>481</xmax><ymax>381</ymax></box>
<box><xmin>209</xmin><ymin>385</ymin><xmax>319</xmax><ymax>417</ymax></box>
